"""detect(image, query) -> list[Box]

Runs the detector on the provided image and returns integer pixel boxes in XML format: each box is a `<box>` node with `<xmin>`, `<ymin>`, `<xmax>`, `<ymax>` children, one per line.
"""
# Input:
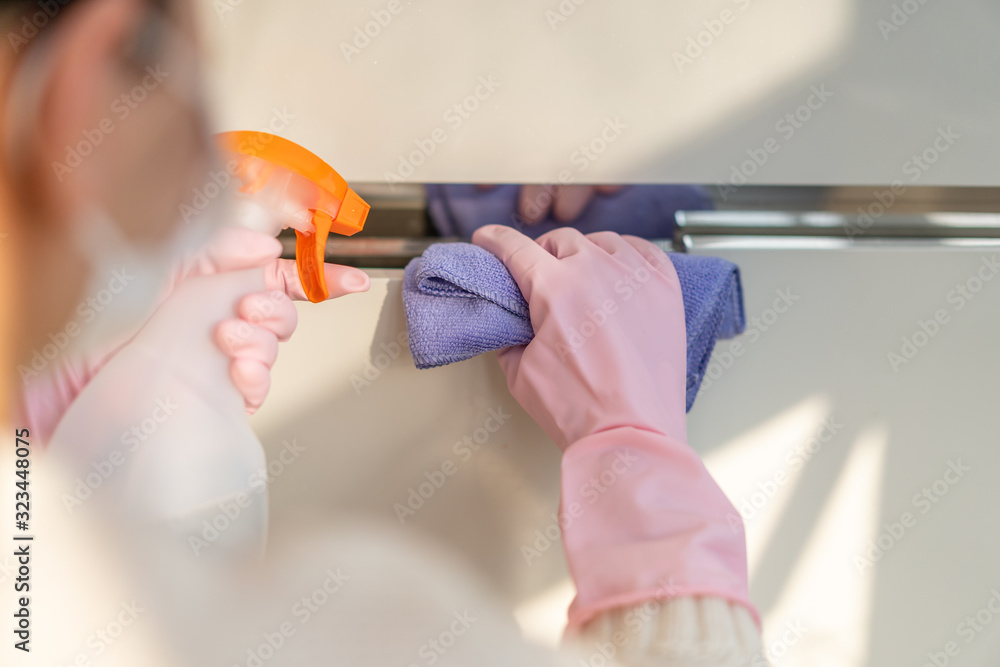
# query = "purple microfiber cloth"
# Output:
<box><xmin>426</xmin><ymin>184</ymin><xmax>712</xmax><ymax>239</ymax></box>
<box><xmin>403</xmin><ymin>243</ymin><xmax>745</xmax><ymax>412</ymax></box>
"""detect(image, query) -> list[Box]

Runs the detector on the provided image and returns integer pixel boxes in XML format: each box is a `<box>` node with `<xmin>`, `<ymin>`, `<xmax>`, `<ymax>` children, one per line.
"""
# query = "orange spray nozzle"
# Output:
<box><xmin>215</xmin><ymin>131</ymin><xmax>369</xmax><ymax>303</ymax></box>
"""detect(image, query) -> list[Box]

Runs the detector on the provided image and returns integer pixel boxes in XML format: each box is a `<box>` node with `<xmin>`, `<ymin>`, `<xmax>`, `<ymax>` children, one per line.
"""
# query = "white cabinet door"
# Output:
<box><xmin>251</xmin><ymin>242</ymin><xmax>1000</xmax><ymax>663</ymax></box>
<box><xmin>199</xmin><ymin>1</ymin><xmax>1000</xmax><ymax>185</ymax></box>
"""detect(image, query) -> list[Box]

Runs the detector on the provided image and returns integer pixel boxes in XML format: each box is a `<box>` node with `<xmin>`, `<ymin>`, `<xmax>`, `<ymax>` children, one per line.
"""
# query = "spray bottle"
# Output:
<box><xmin>47</xmin><ymin>132</ymin><xmax>369</xmax><ymax>556</ymax></box>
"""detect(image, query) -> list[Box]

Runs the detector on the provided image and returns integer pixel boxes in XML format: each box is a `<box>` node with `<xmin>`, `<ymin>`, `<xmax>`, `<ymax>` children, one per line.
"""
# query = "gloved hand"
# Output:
<box><xmin>18</xmin><ymin>225</ymin><xmax>369</xmax><ymax>442</ymax></box>
<box><xmin>516</xmin><ymin>184</ymin><xmax>625</xmax><ymax>225</ymax></box>
<box><xmin>180</xmin><ymin>226</ymin><xmax>369</xmax><ymax>414</ymax></box>
<box><xmin>472</xmin><ymin>224</ymin><xmax>757</xmax><ymax>631</ymax></box>
<box><xmin>477</xmin><ymin>185</ymin><xmax>626</xmax><ymax>225</ymax></box>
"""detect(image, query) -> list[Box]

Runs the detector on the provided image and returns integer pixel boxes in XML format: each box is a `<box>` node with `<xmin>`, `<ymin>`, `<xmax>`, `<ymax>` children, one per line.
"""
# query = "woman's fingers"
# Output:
<box><xmin>263</xmin><ymin>258</ymin><xmax>371</xmax><ymax>301</ymax></box>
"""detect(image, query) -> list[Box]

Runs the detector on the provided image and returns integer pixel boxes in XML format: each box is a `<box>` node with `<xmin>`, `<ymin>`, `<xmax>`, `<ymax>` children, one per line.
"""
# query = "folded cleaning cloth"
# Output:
<box><xmin>403</xmin><ymin>243</ymin><xmax>745</xmax><ymax>412</ymax></box>
<box><xmin>426</xmin><ymin>184</ymin><xmax>712</xmax><ymax>239</ymax></box>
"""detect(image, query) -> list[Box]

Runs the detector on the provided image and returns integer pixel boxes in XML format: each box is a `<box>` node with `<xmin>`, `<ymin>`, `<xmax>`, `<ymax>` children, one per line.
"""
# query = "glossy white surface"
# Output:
<box><xmin>199</xmin><ymin>1</ymin><xmax>1000</xmax><ymax>186</ymax></box>
<box><xmin>251</xmin><ymin>245</ymin><xmax>1000</xmax><ymax>664</ymax></box>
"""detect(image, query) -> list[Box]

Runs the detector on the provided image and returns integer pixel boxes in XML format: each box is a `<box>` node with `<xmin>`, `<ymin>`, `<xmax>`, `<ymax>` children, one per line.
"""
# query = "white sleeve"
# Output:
<box><xmin>568</xmin><ymin>597</ymin><xmax>764</xmax><ymax>667</ymax></box>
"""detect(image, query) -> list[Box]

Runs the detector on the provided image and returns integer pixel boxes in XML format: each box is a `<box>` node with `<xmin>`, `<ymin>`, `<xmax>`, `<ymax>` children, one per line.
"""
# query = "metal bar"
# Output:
<box><xmin>279</xmin><ymin>236</ymin><xmax>464</xmax><ymax>268</ymax></box>
<box><xmin>675</xmin><ymin>211</ymin><xmax>1000</xmax><ymax>237</ymax></box>
<box><xmin>275</xmin><ymin>210</ymin><xmax>1000</xmax><ymax>267</ymax></box>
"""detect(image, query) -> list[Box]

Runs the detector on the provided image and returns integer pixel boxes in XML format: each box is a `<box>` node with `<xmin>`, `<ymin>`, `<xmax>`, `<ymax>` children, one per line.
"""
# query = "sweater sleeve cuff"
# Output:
<box><xmin>567</xmin><ymin>597</ymin><xmax>763</xmax><ymax>667</ymax></box>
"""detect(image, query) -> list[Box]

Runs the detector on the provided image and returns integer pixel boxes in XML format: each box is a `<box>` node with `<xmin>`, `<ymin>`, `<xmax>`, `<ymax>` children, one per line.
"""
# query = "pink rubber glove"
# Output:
<box><xmin>18</xmin><ymin>226</ymin><xmax>369</xmax><ymax>441</ymax></box>
<box><xmin>477</xmin><ymin>185</ymin><xmax>626</xmax><ymax>225</ymax></box>
<box><xmin>517</xmin><ymin>185</ymin><xmax>625</xmax><ymax>225</ymax></box>
<box><xmin>472</xmin><ymin>224</ymin><xmax>758</xmax><ymax>631</ymax></box>
<box><xmin>192</xmin><ymin>227</ymin><xmax>369</xmax><ymax>414</ymax></box>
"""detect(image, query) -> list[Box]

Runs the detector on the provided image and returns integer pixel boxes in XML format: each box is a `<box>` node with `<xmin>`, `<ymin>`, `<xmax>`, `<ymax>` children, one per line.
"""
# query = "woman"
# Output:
<box><xmin>0</xmin><ymin>0</ymin><xmax>760</xmax><ymax>664</ymax></box>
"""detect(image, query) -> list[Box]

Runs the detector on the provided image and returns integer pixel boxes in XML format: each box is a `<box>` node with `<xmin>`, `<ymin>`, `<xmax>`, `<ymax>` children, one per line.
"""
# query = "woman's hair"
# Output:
<box><xmin>2</xmin><ymin>0</ymin><xmax>172</xmax><ymax>64</ymax></box>
<box><xmin>1</xmin><ymin>0</ymin><xmax>79</xmax><ymax>30</ymax></box>
<box><xmin>1</xmin><ymin>0</ymin><xmax>171</xmax><ymax>50</ymax></box>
